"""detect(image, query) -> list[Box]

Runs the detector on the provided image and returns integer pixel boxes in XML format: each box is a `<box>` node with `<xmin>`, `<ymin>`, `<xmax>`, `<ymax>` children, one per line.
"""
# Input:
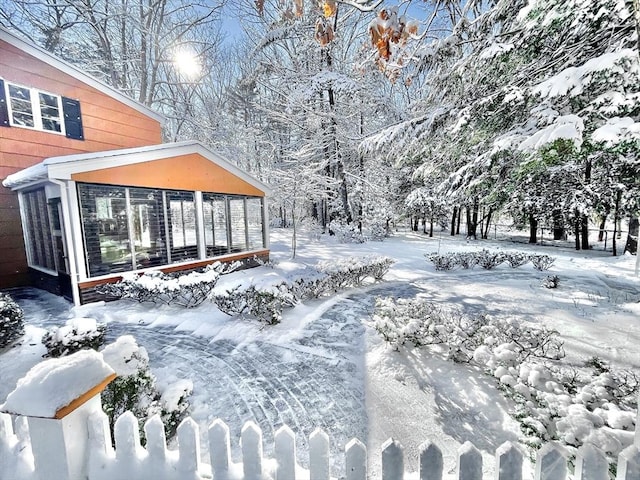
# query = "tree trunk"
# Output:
<box><xmin>413</xmin><ymin>216</ymin><xmax>419</xmax><ymax>232</ymax></box>
<box><xmin>613</xmin><ymin>191</ymin><xmax>621</xmax><ymax>256</ymax></box>
<box><xmin>624</xmin><ymin>216</ymin><xmax>639</xmax><ymax>255</ymax></box>
<box><xmin>574</xmin><ymin>209</ymin><xmax>581</xmax><ymax>250</ymax></box>
<box><xmin>423</xmin><ymin>215</ymin><xmax>427</xmax><ymax>234</ymax></box>
<box><xmin>429</xmin><ymin>216</ymin><xmax>434</xmax><ymax>237</ymax></box>
<box><xmin>581</xmin><ymin>214</ymin><xmax>590</xmax><ymax>250</ymax></box>
<box><xmin>529</xmin><ymin>215</ymin><xmax>538</xmax><ymax>244</ymax></box>
<box><xmin>456</xmin><ymin>207</ymin><xmax>461</xmax><ymax>234</ymax></box>
<box><xmin>553</xmin><ymin>210</ymin><xmax>564</xmax><ymax>240</ymax></box>
<box><xmin>598</xmin><ymin>215</ymin><xmax>606</xmax><ymax>242</ymax></box>
<box><xmin>580</xmin><ymin>160</ymin><xmax>592</xmax><ymax>250</ymax></box>
<box><xmin>466</xmin><ymin>201</ymin><xmax>479</xmax><ymax>239</ymax></box>
<box><xmin>482</xmin><ymin>207</ymin><xmax>493</xmax><ymax>239</ymax></box>
<box><xmin>450</xmin><ymin>206</ymin><xmax>457</xmax><ymax>236</ymax></box>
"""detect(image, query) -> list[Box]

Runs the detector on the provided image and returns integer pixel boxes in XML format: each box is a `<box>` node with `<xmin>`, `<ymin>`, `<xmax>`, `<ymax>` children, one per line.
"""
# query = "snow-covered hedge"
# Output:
<box><xmin>373</xmin><ymin>297</ymin><xmax>564</xmax><ymax>362</ymax></box>
<box><xmin>214</xmin><ymin>256</ymin><xmax>394</xmax><ymax>324</ymax></box>
<box><xmin>97</xmin><ymin>261</ymin><xmax>239</xmax><ymax>308</ymax></box>
<box><xmin>316</xmin><ymin>256</ymin><xmax>395</xmax><ymax>291</ymax></box>
<box><xmin>101</xmin><ymin>336</ymin><xmax>192</xmax><ymax>442</ymax></box>
<box><xmin>373</xmin><ymin>296</ymin><xmax>638</xmax><ymax>464</ymax></box>
<box><xmin>213</xmin><ymin>283</ymin><xmax>298</xmax><ymax>325</ymax></box>
<box><xmin>42</xmin><ymin>317</ymin><xmax>107</xmax><ymax>357</ymax></box>
<box><xmin>426</xmin><ymin>250</ymin><xmax>555</xmax><ymax>271</ymax></box>
<box><xmin>0</xmin><ymin>292</ymin><xmax>24</xmax><ymax>348</ymax></box>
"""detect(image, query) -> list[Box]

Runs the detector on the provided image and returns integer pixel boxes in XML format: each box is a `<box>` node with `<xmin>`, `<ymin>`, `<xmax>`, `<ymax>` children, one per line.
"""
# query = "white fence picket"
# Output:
<box><xmin>496</xmin><ymin>441</ymin><xmax>522</xmax><ymax>480</ymax></box>
<box><xmin>345</xmin><ymin>438</ymin><xmax>367</xmax><ymax>480</ymax></box>
<box><xmin>534</xmin><ymin>442</ymin><xmax>567</xmax><ymax>480</ymax></box>
<box><xmin>616</xmin><ymin>444</ymin><xmax>640</xmax><ymax>480</ymax></box>
<box><xmin>382</xmin><ymin>438</ymin><xmax>404</xmax><ymax>480</ymax></box>
<box><xmin>208</xmin><ymin>418</ymin><xmax>230</xmax><ymax>478</ymax></box>
<box><xmin>4</xmin><ymin>408</ymin><xmax>640</xmax><ymax>480</ymax></box>
<box><xmin>113</xmin><ymin>411</ymin><xmax>145</xmax><ymax>479</ymax></box>
<box><xmin>574</xmin><ymin>443</ymin><xmax>608</xmax><ymax>480</ymax></box>
<box><xmin>458</xmin><ymin>441</ymin><xmax>482</xmax><ymax>480</ymax></box>
<box><xmin>241</xmin><ymin>421</ymin><xmax>263</xmax><ymax>480</ymax></box>
<box><xmin>144</xmin><ymin>415</ymin><xmax>167</xmax><ymax>464</ymax></box>
<box><xmin>419</xmin><ymin>440</ymin><xmax>443</xmax><ymax>480</ymax></box>
<box><xmin>309</xmin><ymin>428</ymin><xmax>330</xmax><ymax>480</ymax></box>
<box><xmin>275</xmin><ymin>425</ymin><xmax>296</xmax><ymax>480</ymax></box>
<box><xmin>176</xmin><ymin>417</ymin><xmax>201</xmax><ymax>475</ymax></box>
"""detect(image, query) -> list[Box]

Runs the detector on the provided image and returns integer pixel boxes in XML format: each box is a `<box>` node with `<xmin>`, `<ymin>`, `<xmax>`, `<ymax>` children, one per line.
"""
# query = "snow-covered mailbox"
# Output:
<box><xmin>0</xmin><ymin>350</ymin><xmax>116</xmax><ymax>480</ymax></box>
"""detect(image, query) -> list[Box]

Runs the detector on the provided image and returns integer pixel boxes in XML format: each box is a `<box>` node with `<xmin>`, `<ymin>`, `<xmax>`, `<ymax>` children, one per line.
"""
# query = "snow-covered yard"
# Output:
<box><xmin>1</xmin><ymin>227</ymin><xmax>639</xmax><ymax>478</ymax></box>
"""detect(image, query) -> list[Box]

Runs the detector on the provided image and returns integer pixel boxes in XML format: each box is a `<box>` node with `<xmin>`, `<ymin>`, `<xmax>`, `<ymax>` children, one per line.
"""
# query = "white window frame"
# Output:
<box><xmin>3</xmin><ymin>80</ymin><xmax>66</xmax><ymax>135</ymax></box>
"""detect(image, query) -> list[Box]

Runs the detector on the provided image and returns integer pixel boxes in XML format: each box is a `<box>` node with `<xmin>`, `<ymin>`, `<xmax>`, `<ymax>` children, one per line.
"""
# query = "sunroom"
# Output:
<box><xmin>2</xmin><ymin>141</ymin><xmax>271</xmax><ymax>305</ymax></box>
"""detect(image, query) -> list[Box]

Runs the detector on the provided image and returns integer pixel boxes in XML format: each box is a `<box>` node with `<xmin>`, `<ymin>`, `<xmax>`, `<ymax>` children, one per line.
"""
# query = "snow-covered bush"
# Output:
<box><xmin>101</xmin><ymin>336</ymin><xmax>192</xmax><ymax>442</ymax></box>
<box><xmin>97</xmin><ymin>261</ymin><xmax>238</xmax><ymax>307</ymax></box>
<box><xmin>476</xmin><ymin>249</ymin><xmax>506</xmax><ymax>269</ymax></box>
<box><xmin>317</xmin><ymin>256</ymin><xmax>394</xmax><ymax>290</ymax></box>
<box><xmin>373</xmin><ymin>297</ymin><xmax>564</xmax><ymax>362</ymax></box>
<box><xmin>426</xmin><ymin>253</ymin><xmax>457</xmax><ymax>271</ymax></box>
<box><xmin>368</xmin><ymin>221</ymin><xmax>390</xmax><ymax>241</ymax></box>
<box><xmin>42</xmin><ymin>317</ymin><xmax>106</xmax><ymax>357</ymax></box>
<box><xmin>213</xmin><ymin>283</ymin><xmax>298</xmax><ymax>325</ymax></box>
<box><xmin>0</xmin><ymin>292</ymin><xmax>24</xmax><ymax>348</ymax></box>
<box><xmin>373</xmin><ymin>295</ymin><xmax>637</xmax><ymax>462</ymax></box>
<box><xmin>329</xmin><ymin>220</ymin><xmax>366</xmax><ymax>243</ymax></box>
<box><xmin>531</xmin><ymin>254</ymin><xmax>555</xmax><ymax>271</ymax></box>
<box><xmin>425</xmin><ymin>250</ymin><xmax>555</xmax><ymax>272</ymax></box>
<box><xmin>507</xmin><ymin>252</ymin><xmax>530</xmax><ymax>268</ymax></box>
<box><xmin>542</xmin><ymin>275</ymin><xmax>559</xmax><ymax>288</ymax></box>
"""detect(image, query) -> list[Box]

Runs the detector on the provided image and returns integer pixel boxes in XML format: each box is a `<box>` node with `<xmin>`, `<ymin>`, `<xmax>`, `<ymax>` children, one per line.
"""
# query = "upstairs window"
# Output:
<box><xmin>0</xmin><ymin>79</ymin><xmax>84</xmax><ymax>140</ymax></box>
<box><xmin>7</xmin><ymin>82</ymin><xmax>63</xmax><ymax>133</ymax></box>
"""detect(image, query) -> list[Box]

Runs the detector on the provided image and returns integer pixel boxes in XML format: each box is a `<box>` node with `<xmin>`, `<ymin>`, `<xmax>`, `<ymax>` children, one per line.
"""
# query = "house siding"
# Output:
<box><xmin>0</xmin><ymin>38</ymin><xmax>163</xmax><ymax>288</ymax></box>
<box><xmin>71</xmin><ymin>154</ymin><xmax>266</xmax><ymax>196</ymax></box>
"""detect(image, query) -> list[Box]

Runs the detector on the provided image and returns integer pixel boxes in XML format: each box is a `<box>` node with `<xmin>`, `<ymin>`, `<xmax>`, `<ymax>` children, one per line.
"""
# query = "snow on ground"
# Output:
<box><xmin>0</xmin><ymin>226</ymin><xmax>639</xmax><ymax>478</ymax></box>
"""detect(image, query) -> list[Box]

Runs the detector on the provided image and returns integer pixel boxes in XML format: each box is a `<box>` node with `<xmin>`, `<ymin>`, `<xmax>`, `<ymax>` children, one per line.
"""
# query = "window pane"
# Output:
<box><xmin>203</xmin><ymin>194</ymin><xmax>228</xmax><ymax>257</ymax></box>
<box><xmin>22</xmin><ymin>189</ymin><xmax>56</xmax><ymax>271</ymax></box>
<box><xmin>78</xmin><ymin>184</ymin><xmax>132</xmax><ymax>276</ymax></box>
<box><xmin>246</xmin><ymin>197</ymin><xmax>264</xmax><ymax>249</ymax></box>
<box><xmin>39</xmin><ymin>93</ymin><xmax>61</xmax><ymax>132</ymax></box>
<box><xmin>167</xmin><ymin>191</ymin><xmax>198</xmax><ymax>263</ymax></box>
<box><xmin>8</xmin><ymin>85</ymin><xmax>34</xmax><ymax>127</ymax></box>
<box><xmin>228</xmin><ymin>197</ymin><xmax>247</xmax><ymax>252</ymax></box>
<box><xmin>129</xmin><ymin>188</ymin><xmax>167</xmax><ymax>268</ymax></box>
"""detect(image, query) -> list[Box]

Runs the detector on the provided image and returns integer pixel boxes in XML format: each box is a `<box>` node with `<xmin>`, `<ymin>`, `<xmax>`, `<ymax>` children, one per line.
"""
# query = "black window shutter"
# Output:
<box><xmin>62</xmin><ymin>97</ymin><xmax>84</xmax><ymax>140</ymax></box>
<box><xmin>0</xmin><ymin>79</ymin><xmax>9</xmax><ymax>127</ymax></box>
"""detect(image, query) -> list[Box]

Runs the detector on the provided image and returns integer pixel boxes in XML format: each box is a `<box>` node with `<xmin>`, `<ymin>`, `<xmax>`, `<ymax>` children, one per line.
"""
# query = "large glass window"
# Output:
<box><xmin>246</xmin><ymin>197</ymin><xmax>264</xmax><ymax>250</ymax></box>
<box><xmin>78</xmin><ymin>183</ymin><xmax>266</xmax><ymax>277</ymax></box>
<box><xmin>129</xmin><ymin>188</ymin><xmax>167</xmax><ymax>268</ymax></box>
<box><xmin>22</xmin><ymin>188</ymin><xmax>56</xmax><ymax>271</ymax></box>
<box><xmin>228</xmin><ymin>197</ymin><xmax>247</xmax><ymax>252</ymax></box>
<box><xmin>79</xmin><ymin>184</ymin><xmax>131</xmax><ymax>276</ymax></box>
<box><xmin>203</xmin><ymin>194</ymin><xmax>229</xmax><ymax>256</ymax></box>
<box><xmin>6</xmin><ymin>82</ymin><xmax>63</xmax><ymax>133</ymax></box>
<box><xmin>167</xmin><ymin>191</ymin><xmax>198</xmax><ymax>263</ymax></box>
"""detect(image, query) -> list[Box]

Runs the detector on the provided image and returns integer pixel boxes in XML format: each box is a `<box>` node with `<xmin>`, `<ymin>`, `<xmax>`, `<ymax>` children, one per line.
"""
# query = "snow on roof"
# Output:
<box><xmin>0</xmin><ymin>349</ymin><xmax>115</xmax><ymax>418</ymax></box>
<box><xmin>0</xmin><ymin>27</ymin><xmax>165</xmax><ymax>125</ymax></box>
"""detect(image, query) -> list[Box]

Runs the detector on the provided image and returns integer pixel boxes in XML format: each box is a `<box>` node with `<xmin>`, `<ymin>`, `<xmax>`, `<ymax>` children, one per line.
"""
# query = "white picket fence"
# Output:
<box><xmin>1</xmin><ymin>406</ymin><xmax>639</xmax><ymax>480</ymax></box>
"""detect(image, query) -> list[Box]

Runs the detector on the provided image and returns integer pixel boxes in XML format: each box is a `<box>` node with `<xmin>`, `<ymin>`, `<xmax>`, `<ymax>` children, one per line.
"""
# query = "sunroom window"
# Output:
<box><xmin>78</xmin><ymin>183</ymin><xmax>266</xmax><ymax>278</ymax></box>
<box><xmin>203</xmin><ymin>194</ymin><xmax>229</xmax><ymax>257</ymax></box>
<box><xmin>21</xmin><ymin>188</ymin><xmax>56</xmax><ymax>272</ymax></box>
